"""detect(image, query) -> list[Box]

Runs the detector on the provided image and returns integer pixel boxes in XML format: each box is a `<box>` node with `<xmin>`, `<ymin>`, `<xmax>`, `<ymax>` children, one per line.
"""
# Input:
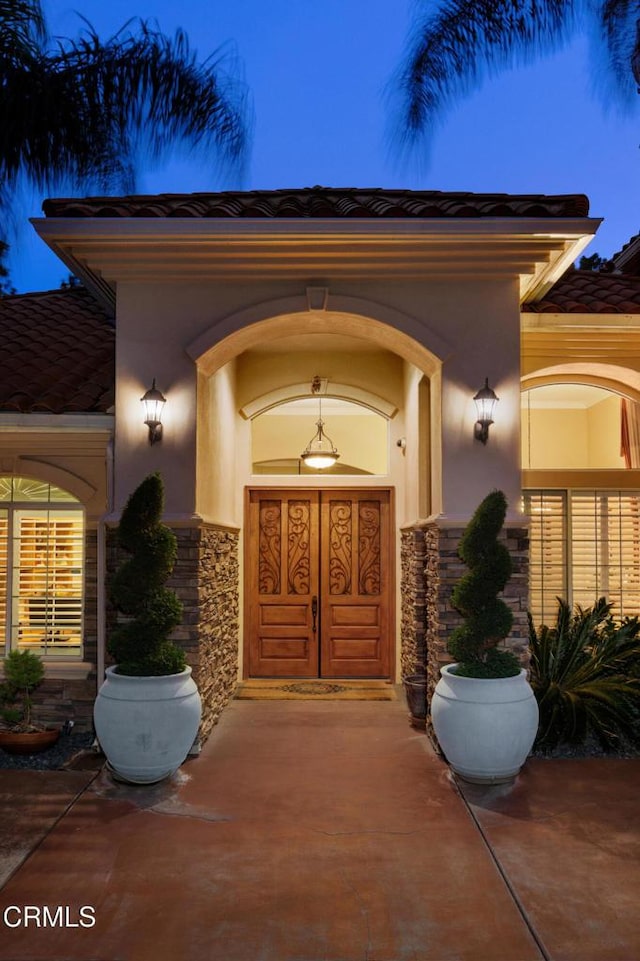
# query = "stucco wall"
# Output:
<box><xmin>114</xmin><ymin>276</ymin><xmax>523</xmax><ymax>523</ymax></box>
<box><xmin>0</xmin><ymin>429</ymin><xmax>111</xmax><ymax>521</ymax></box>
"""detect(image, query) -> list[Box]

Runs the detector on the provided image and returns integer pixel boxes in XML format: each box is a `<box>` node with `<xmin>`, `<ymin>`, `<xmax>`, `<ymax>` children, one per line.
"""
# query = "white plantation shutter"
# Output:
<box><xmin>524</xmin><ymin>491</ymin><xmax>567</xmax><ymax>626</ymax></box>
<box><xmin>526</xmin><ymin>489</ymin><xmax>640</xmax><ymax>625</ymax></box>
<box><xmin>0</xmin><ymin>479</ymin><xmax>85</xmax><ymax>657</ymax></box>
<box><xmin>0</xmin><ymin>512</ymin><xmax>7</xmax><ymax>647</ymax></box>
<box><xmin>571</xmin><ymin>492</ymin><xmax>640</xmax><ymax>617</ymax></box>
<box><xmin>12</xmin><ymin>511</ymin><xmax>84</xmax><ymax>653</ymax></box>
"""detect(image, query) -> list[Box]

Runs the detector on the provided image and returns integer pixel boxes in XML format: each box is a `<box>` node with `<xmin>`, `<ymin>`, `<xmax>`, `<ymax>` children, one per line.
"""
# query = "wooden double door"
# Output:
<box><xmin>246</xmin><ymin>489</ymin><xmax>393</xmax><ymax>678</ymax></box>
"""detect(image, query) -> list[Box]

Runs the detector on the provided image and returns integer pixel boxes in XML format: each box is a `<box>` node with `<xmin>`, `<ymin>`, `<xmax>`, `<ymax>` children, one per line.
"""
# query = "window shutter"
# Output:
<box><xmin>0</xmin><ymin>512</ymin><xmax>7</xmax><ymax>647</ymax></box>
<box><xmin>13</xmin><ymin>511</ymin><xmax>84</xmax><ymax>654</ymax></box>
<box><xmin>526</xmin><ymin>488</ymin><xmax>640</xmax><ymax>624</ymax></box>
<box><xmin>524</xmin><ymin>490</ymin><xmax>567</xmax><ymax>627</ymax></box>
<box><xmin>571</xmin><ymin>491</ymin><xmax>640</xmax><ymax>617</ymax></box>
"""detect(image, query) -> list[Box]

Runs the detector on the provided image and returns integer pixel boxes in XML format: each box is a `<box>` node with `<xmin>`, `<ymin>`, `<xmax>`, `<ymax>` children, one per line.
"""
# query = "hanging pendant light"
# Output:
<box><xmin>300</xmin><ymin>376</ymin><xmax>340</xmax><ymax>470</ymax></box>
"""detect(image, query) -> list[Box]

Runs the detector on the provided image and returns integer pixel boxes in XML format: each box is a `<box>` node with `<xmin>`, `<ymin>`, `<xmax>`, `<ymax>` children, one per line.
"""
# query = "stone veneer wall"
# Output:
<box><xmin>400</xmin><ymin>527</ymin><xmax>428</xmax><ymax>678</ymax></box>
<box><xmin>424</xmin><ymin>521</ymin><xmax>530</xmax><ymax>706</ymax></box>
<box><xmin>191</xmin><ymin>525</ymin><xmax>240</xmax><ymax>741</ymax></box>
<box><xmin>30</xmin><ymin>529</ymin><xmax>98</xmax><ymax>733</ymax></box>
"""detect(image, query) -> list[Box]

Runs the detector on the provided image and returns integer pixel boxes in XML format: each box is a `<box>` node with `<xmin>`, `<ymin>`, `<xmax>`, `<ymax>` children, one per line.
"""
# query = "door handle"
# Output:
<box><xmin>311</xmin><ymin>595</ymin><xmax>318</xmax><ymax>633</ymax></box>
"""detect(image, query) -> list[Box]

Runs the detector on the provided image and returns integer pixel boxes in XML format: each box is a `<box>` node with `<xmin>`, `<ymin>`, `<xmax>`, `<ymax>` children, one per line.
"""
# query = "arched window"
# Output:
<box><xmin>521</xmin><ymin>386</ymin><xmax>640</xmax><ymax>625</ymax></box>
<box><xmin>0</xmin><ymin>477</ymin><xmax>84</xmax><ymax>657</ymax></box>
<box><xmin>251</xmin><ymin>398</ymin><xmax>389</xmax><ymax>475</ymax></box>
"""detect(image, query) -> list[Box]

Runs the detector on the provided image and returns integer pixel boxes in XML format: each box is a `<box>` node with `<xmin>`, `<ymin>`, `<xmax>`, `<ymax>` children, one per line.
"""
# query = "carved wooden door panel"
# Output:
<box><xmin>246</xmin><ymin>490</ymin><xmax>320</xmax><ymax>677</ymax></box>
<box><xmin>320</xmin><ymin>491</ymin><xmax>391</xmax><ymax>678</ymax></box>
<box><xmin>246</xmin><ymin>489</ymin><xmax>392</xmax><ymax>678</ymax></box>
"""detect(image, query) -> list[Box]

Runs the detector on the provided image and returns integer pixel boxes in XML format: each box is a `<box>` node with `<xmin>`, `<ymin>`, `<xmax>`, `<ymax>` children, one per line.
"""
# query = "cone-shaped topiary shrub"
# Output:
<box><xmin>108</xmin><ymin>472</ymin><xmax>186</xmax><ymax>676</ymax></box>
<box><xmin>448</xmin><ymin>489</ymin><xmax>521</xmax><ymax>678</ymax></box>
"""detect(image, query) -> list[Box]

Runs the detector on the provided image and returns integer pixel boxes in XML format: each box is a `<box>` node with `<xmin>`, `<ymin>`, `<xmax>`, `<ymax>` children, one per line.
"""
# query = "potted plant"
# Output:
<box><xmin>0</xmin><ymin>649</ymin><xmax>60</xmax><ymax>755</ymax></box>
<box><xmin>93</xmin><ymin>472</ymin><xmax>201</xmax><ymax>784</ymax></box>
<box><xmin>402</xmin><ymin>672</ymin><xmax>427</xmax><ymax>729</ymax></box>
<box><xmin>431</xmin><ymin>490</ymin><xmax>539</xmax><ymax>783</ymax></box>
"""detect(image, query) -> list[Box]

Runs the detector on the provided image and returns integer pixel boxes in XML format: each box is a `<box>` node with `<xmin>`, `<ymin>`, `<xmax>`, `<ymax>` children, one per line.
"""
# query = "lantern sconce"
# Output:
<box><xmin>473</xmin><ymin>378</ymin><xmax>499</xmax><ymax>445</ymax></box>
<box><xmin>141</xmin><ymin>379</ymin><xmax>166</xmax><ymax>446</ymax></box>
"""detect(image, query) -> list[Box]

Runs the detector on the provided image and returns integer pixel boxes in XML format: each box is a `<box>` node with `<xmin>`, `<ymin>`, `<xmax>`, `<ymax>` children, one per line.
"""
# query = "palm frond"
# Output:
<box><xmin>529</xmin><ymin>597</ymin><xmax>640</xmax><ymax>750</ymax></box>
<box><xmin>0</xmin><ymin>0</ymin><xmax>46</xmax><ymax>59</ymax></box>
<box><xmin>591</xmin><ymin>0</ymin><xmax>640</xmax><ymax>108</ymax></box>
<box><xmin>0</xmin><ymin>10</ymin><xmax>251</xmax><ymax>233</ymax></box>
<box><xmin>54</xmin><ymin>20</ymin><xmax>251</xmax><ymax>173</ymax></box>
<box><xmin>388</xmin><ymin>0</ymin><xmax>576</xmax><ymax>160</ymax></box>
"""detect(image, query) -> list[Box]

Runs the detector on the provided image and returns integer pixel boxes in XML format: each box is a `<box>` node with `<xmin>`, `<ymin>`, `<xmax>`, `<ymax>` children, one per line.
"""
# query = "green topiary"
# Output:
<box><xmin>108</xmin><ymin>472</ymin><xmax>186</xmax><ymax>676</ymax></box>
<box><xmin>0</xmin><ymin>649</ymin><xmax>45</xmax><ymax>730</ymax></box>
<box><xmin>448</xmin><ymin>490</ymin><xmax>521</xmax><ymax>678</ymax></box>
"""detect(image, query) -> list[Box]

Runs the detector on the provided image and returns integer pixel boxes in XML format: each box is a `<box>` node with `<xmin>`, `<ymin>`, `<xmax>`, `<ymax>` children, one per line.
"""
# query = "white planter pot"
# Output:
<box><xmin>94</xmin><ymin>666</ymin><xmax>202</xmax><ymax>784</ymax></box>
<box><xmin>431</xmin><ymin>665</ymin><xmax>539</xmax><ymax>784</ymax></box>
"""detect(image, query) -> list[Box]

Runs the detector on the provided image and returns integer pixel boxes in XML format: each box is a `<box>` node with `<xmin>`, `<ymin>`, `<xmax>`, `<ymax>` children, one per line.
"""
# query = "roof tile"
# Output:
<box><xmin>0</xmin><ymin>287</ymin><xmax>114</xmax><ymax>413</ymax></box>
<box><xmin>524</xmin><ymin>269</ymin><xmax>640</xmax><ymax>314</ymax></box>
<box><xmin>42</xmin><ymin>187</ymin><xmax>590</xmax><ymax>220</ymax></box>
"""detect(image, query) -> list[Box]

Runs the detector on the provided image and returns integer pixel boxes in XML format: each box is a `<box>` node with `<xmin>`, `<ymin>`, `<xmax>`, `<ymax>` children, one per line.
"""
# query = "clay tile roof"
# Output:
<box><xmin>612</xmin><ymin>231</ymin><xmax>640</xmax><ymax>275</ymax></box>
<box><xmin>42</xmin><ymin>186</ymin><xmax>590</xmax><ymax>220</ymax></box>
<box><xmin>524</xmin><ymin>269</ymin><xmax>640</xmax><ymax>314</ymax></box>
<box><xmin>0</xmin><ymin>286</ymin><xmax>114</xmax><ymax>413</ymax></box>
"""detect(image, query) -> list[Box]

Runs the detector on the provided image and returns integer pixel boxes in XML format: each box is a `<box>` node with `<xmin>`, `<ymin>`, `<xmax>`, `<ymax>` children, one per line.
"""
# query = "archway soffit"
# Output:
<box><xmin>240</xmin><ymin>383</ymin><xmax>398</xmax><ymax>420</ymax></box>
<box><xmin>522</xmin><ymin>363</ymin><xmax>640</xmax><ymax>404</ymax></box>
<box><xmin>187</xmin><ymin>293</ymin><xmax>448</xmax><ymax>376</ymax></box>
<box><xmin>7</xmin><ymin>459</ymin><xmax>96</xmax><ymax>503</ymax></box>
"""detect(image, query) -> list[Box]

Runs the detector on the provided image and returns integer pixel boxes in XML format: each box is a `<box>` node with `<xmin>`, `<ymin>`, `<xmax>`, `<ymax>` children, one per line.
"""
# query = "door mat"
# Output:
<box><xmin>235</xmin><ymin>679</ymin><xmax>396</xmax><ymax>701</ymax></box>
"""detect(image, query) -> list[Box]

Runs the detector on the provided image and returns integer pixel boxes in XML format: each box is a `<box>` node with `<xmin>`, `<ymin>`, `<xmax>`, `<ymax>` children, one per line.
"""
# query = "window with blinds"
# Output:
<box><xmin>523</xmin><ymin>491</ymin><xmax>567</xmax><ymax>626</ymax></box>
<box><xmin>0</xmin><ymin>512</ymin><xmax>7</xmax><ymax>651</ymax></box>
<box><xmin>0</xmin><ymin>478</ymin><xmax>84</xmax><ymax>657</ymax></box>
<box><xmin>525</xmin><ymin>489</ymin><xmax>640</xmax><ymax>627</ymax></box>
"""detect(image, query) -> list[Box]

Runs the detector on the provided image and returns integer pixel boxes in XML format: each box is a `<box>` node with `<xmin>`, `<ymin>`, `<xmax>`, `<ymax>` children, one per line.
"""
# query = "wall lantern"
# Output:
<box><xmin>141</xmin><ymin>379</ymin><xmax>166</xmax><ymax>445</ymax></box>
<box><xmin>300</xmin><ymin>376</ymin><xmax>340</xmax><ymax>470</ymax></box>
<box><xmin>473</xmin><ymin>377</ymin><xmax>499</xmax><ymax>445</ymax></box>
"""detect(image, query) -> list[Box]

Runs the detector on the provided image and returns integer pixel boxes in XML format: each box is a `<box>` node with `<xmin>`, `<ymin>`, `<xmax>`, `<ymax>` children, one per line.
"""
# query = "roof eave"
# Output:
<box><xmin>32</xmin><ymin>215</ymin><xmax>601</xmax><ymax>300</ymax></box>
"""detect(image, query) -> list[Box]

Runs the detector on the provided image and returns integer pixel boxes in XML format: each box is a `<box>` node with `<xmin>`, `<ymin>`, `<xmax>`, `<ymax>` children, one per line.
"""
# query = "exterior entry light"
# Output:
<box><xmin>141</xmin><ymin>379</ymin><xmax>166</xmax><ymax>445</ymax></box>
<box><xmin>300</xmin><ymin>376</ymin><xmax>340</xmax><ymax>470</ymax></box>
<box><xmin>473</xmin><ymin>378</ymin><xmax>498</xmax><ymax>445</ymax></box>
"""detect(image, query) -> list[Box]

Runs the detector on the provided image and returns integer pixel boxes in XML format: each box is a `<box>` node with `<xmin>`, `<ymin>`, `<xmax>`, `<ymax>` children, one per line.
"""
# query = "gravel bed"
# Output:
<box><xmin>3</xmin><ymin>727</ymin><xmax>639</xmax><ymax>771</ymax></box>
<box><xmin>531</xmin><ymin>731</ymin><xmax>640</xmax><ymax>759</ymax></box>
<box><xmin>0</xmin><ymin>731</ymin><xmax>99</xmax><ymax>771</ymax></box>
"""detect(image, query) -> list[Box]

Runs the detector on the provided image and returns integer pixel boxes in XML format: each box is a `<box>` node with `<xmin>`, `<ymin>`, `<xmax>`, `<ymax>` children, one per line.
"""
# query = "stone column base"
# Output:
<box><xmin>424</xmin><ymin>520</ymin><xmax>530</xmax><ymax>706</ymax></box>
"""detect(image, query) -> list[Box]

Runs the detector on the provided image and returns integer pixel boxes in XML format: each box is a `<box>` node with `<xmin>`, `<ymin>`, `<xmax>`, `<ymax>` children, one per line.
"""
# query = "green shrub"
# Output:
<box><xmin>448</xmin><ymin>490</ymin><xmax>521</xmax><ymax>678</ymax></box>
<box><xmin>528</xmin><ymin>597</ymin><xmax>640</xmax><ymax>751</ymax></box>
<box><xmin>108</xmin><ymin>473</ymin><xmax>186</xmax><ymax>676</ymax></box>
<box><xmin>0</xmin><ymin>649</ymin><xmax>45</xmax><ymax>729</ymax></box>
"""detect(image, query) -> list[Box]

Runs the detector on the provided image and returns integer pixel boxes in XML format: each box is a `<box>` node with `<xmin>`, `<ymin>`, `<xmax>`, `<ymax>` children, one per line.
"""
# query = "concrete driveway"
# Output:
<box><xmin>0</xmin><ymin>696</ymin><xmax>638</xmax><ymax>961</ymax></box>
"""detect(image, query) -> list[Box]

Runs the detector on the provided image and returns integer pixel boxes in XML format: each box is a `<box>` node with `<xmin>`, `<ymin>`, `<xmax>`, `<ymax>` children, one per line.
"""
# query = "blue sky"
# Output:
<box><xmin>9</xmin><ymin>0</ymin><xmax>640</xmax><ymax>292</ymax></box>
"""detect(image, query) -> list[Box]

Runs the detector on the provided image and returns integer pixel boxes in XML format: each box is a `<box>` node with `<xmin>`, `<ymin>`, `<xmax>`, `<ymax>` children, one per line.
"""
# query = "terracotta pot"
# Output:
<box><xmin>402</xmin><ymin>674</ymin><xmax>427</xmax><ymax>729</ymax></box>
<box><xmin>0</xmin><ymin>728</ymin><xmax>60</xmax><ymax>755</ymax></box>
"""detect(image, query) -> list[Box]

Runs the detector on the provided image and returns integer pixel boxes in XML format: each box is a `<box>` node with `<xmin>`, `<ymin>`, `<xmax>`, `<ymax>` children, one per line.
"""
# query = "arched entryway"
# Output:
<box><xmin>188</xmin><ymin>298</ymin><xmax>443</xmax><ymax>686</ymax></box>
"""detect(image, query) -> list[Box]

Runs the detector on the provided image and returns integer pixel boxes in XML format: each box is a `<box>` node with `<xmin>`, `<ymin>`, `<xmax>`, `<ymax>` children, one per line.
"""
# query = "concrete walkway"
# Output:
<box><xmin>0</xmin><ymin>695</ymin><xmax>639</xmax><ymax>961</ymax></box>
